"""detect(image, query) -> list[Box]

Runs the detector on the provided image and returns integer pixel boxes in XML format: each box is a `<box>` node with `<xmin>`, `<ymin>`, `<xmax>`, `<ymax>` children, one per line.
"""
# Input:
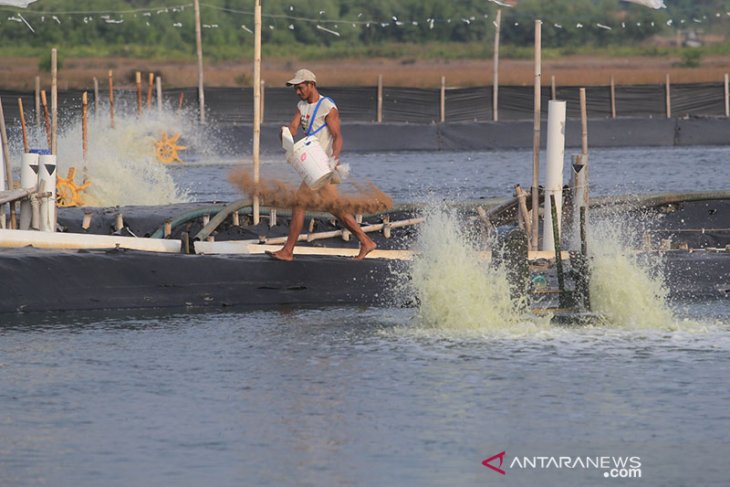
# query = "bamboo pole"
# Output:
<box><xmin>580</xmin><ymin>88</ymin><xmax>588</xmax><ymax>157</ymax></box>
<box><xmin>610</xmin><ymin>75</ymin><xmax>616</xmax><ymax>119</ymax></box>
<box><xmin>18</xmin><ymin>98</ymin><xmax>29</xmax><ymax>153</ymax></box>
<box><xmin>193</xmin><ymin>0</ymin><xmax>206</xmax><ymax>124</ymax></box>
<box><xmin>0</xmin><ymin>98</ymin><xmax>16</xmax><ymax>228</ymax></box>
<box><xmin>135</xmin><ymin>71</ymin><xmax>142</xmax><ymax>115</ymax></box>
<box><xmin>492</xmin><ymin>9</ymin><xmax>501</xmax><ymax>122</ymax></box>
<box><xmin>82</xmin><ymin>92</ymin><xmax>88</xmax><ymax>169</ymax></box>
<box><xmin>377</xmin><ymin>74</ymin><xmax>383</xmax><ymax>123</ymax></box>
<box><xmin>550</xmin><ymin>194</ymin><xmax>568</xmax><ymax>308</ymax></box>
<box><xmin>93</xmin><ymin>76</ymin><xmax>99</xmax><ymax>115</ymax></box>
<box><xmin>108</xmin><ymin>70</ymin><xmax>115</xmax><ymax>129</ymax></box>
<box><xmin>156</xmin><ymin>76</ymin><xmax>163</xmax><ymax>113</ymax></box>
<box><xmin>0</xmin><ymin>98</ymin><xmax>13</xmax><ymax>190</ymax></box>
<box><xmin>260</xmin><ymin>79</ymin><xmax>265</xmax><ymax>123</ymax></box>
<box><xmin>147</xmin><ymin>72</ymin><xmax>154</xmax><ymax>110</ymax></box>
<box><xmin>252</xmin><ymin>0</ymin><xmax>262</xmax><ymax>224</ymax></box>
<box><xmin>579</xmin><ymin>87</ymin><xmax>590</xmax><ymax>242</ymax></box>
<box><xmin>51</xmin><ymin>48</ymin><xmax>58</xmax><ymax>156</ymax></box>
<box><xmin>34</xmin><ymin>75</ymin><xmax>41</xmax><ymax>129</ymax></box>
<box><xmin>665</xmin><ymin>73</ymin><xmax>671</xmax><ymax>119</ymax></box>
<box><xmin>531</xmin><ymin>20</ymin><xmax>542</xmax><ymax>252</ymax></box>
<box><xmin>440</xmin><ymin>76</ymin><xmax>446</xmax><ymax>123</ymax></box>
<box><xmin>40</xmin><ymin>90</ymin><xmax>51</xmax><ymax>149</ymax></box>
<box><xmin>514</xmin><ymin>184</ymin><xmax>532</xmax><ymax>249</ymax></box>
<box><xmin>725</xmin><ymin>73</ymin><xmax>730</xmax><ymax>118</ymax></box>
<box><xmin>551</xmin><ymin>75</ymin><xmax>556</xmax><ymax>100</ymax></box>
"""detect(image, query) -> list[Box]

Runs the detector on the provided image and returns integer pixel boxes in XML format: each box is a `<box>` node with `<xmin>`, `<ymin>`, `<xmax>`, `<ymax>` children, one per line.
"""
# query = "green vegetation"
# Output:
<box><xmin>0</xmin><ymin>0</ymin><xmax>728</xmax><ymax>61</ymax></box>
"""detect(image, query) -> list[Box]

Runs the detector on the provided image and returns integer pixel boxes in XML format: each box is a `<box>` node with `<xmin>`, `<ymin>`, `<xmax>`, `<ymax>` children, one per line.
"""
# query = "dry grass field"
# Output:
<box><xmin>3</xmin><ymin>54</ymin><xmax>730</xmax><ymax>91</ymax></box>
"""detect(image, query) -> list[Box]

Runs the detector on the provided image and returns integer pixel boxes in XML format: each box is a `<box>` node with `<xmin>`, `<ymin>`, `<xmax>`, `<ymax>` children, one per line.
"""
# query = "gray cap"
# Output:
<box><xmin>286</xmin><ymin>68</ymin><xmax>317</xmax><ymax>86</ymax></box>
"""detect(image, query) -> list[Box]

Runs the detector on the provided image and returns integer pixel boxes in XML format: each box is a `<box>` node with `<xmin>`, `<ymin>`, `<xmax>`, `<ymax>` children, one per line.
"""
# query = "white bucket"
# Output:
<box><xmin>288</xmin><ymin>137</ymin><xmax>333</xmax><ymax>190</ymax></box>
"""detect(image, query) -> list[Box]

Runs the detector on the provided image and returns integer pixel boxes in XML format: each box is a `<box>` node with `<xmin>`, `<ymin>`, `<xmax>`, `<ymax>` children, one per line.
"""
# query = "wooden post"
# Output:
<box><xmin>178</xmin><ymin>91</ymin><xmax>185</xmax><ymax>113</ymax></box>
<box><xmin>108</xmin><ymin>70</ymin><xmax>115</xmax><ymax>129</ymax></box>
<box><xmin>514</xmin><ymin>184</ymin><xmax>532</xmax><ymax>249</ymax></box>
<box><xmin>34</xmin><ymin>75</ymin><xmax>41</xmax><ymax>129</ymax></box>
<box><xmin>377</xmin><ymin>74</ymin><xmax>383</xmax><ymax>123</ymax></box>
<box><xmin>269</xmin><ymin>208</ymin><xmax>277</xmax><ymax>228</ymax></box>
<box><xmin>531</xmin><ymin>20</ymin><xmax>542</xmax><ymax>252</ymax></box>
<box><xmin>156</xmin><ymin>76</ymin><xmax>163</xmax><ymax>113</ymax></box>
<box><xmin>551</xmin><ymin>75</ymin><xmax>556</xmax><ymax>100</ymax></box>
<box><xmin>51</xmin><ymin>48</ymin><xmax>58</xmax><ymax>156</ymax></box>
<box><xmin>665</xmin><ymin>73</ymin><xmax>671</xmax><ymax>119</ymax></box>
<box><xmin>580</xmin><ymin>88</ymin><xmax>588</xmax><ymax>157</ymax></box>
<box><xmin>82</xmin><ymin>211</ymin><xmax>92</xmax><ymax>231</ymax></box>
<box><xmin>135</xmin><ymin>71</ymin><xmax>142</xmax><ymax>115</ymax></box>
<box><xmin>40</xmin><ymin>90</ymin><xmax>51</xmax><ymax>149</ymax></box>
<box><xmin>610</xmin><ymin>75</ymin><xmax>616</xmax><ymax>119</ymax></box>
<box><xmin>252</xmin><ymin>0</ymin><xmax>262</xmax><ymax>224</ymax></box>
<box><xmin>115</xmin><ymin>213</ymin><xmax>124</xmax><ymax>232</ymax></box>
<box><xmin>82</xmin><ymin>92</ymin><xmax>88</xmax><ymax>169</ymax></box>
<box><xmin>18</xmin><ymin>98</ymin><xmax>29</xmax><ymax>153</ymax></box>
<box><xmin>193</xmin><ymin>0</ymin><xmax>206</xmax><ymax>124</ymax></box>
<box><xmin>93</xmin><ymin>76</ymin><xmax>99</xmax><ymax>115</ymax></box>
<box><xmin>440</xmin><ymin>76</ymin><xmax>446</xmax><ymax>123</ymax></box>
<box><xmin>725</xmin><ymin>73</ymin><xmax>730</xmax><ymax>118</ymax></box>
<box><xmin>492</xmin><ymin>9</ymin><xmax>501</xmax><ymax>122</ymax></box>
<box><xmin>578</xmin><ymin>87</ymin><xmax>590</xmax><ymax>249</ymax></box>
<box><xmin>0</xmin><ymin>98</ymin><xmax>13</xmax><ymax>191</ymax></box>
<box><xmin>580</xmin><ymin>206</ymin><xmax>588</xmax><ymax>258</ymax></box>
<box><xmin>550</xmin><ymin>194</ymin><xmax>568</xmax><ymax>309</ymax></box>
<box><xmin>147</xmin><ymin>72</ymin><xmax>154</xmax><ymax>110</ymax></box>
<box><xmin>260</xmin><ymin>79</ymin><xmax>265</xmax><ymax>123</ymax></box>
<box><xmin>0</xmin><ymin>98</ymin><xmax>16</xmax><ymax>229</ymax></box>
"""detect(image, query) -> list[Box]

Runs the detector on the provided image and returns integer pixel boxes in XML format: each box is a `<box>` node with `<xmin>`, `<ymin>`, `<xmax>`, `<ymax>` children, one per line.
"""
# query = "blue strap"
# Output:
<box><xmin>305</xmin><ymin>96</ymin><xmax>334</xmax><ymax>136</ymax></box>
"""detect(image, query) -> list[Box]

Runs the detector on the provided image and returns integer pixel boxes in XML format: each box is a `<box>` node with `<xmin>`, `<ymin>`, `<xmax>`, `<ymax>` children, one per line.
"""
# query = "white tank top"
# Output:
<box><xmin>297</xmin><ymin>96</ymin><xmax>337</xmax><ymax>157</ymax></box>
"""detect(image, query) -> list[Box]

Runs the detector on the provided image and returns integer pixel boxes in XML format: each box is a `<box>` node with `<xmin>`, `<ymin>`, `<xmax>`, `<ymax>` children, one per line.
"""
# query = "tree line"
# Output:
<box><xmin>0</xmin><ymin>0</ymin><xmax>725</xmax><ymax>57</ymax></box>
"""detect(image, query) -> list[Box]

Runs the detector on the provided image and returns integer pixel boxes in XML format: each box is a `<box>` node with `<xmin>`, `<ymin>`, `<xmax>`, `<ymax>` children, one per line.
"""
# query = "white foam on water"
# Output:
<box><xmin>587</xmin><ymin>214</ymin><xmax>678</xmax><ymax>330</ymax></box>
<box><xmin>392</xmin><ymin>202</ymin><xmax>716</xmax><ymax>339</ymax></box>
<box><xmin>49</xmin><ymin>105</ymin><xmax>209</xmax><ymax>207</ymax></box>
<box><xmin>405</xmin><ymin>205</ymin><xmax>549</xmax><ymax>336</ymax></box>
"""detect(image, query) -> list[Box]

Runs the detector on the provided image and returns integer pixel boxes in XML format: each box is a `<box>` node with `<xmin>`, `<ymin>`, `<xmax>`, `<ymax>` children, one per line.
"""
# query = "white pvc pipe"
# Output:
<box><xmin>38</xmin><ymin>153</ymin><xmax>57</xmax><ymax>232</ymax></box>
<box><xmin>19</xmin><ymin>152</ymin><xmax>39</xmax><ymax>230</ymax></box>
<box><xmin>0</xmin><ymin>228</ymin><xmax>182</xmax><ymax>252</ymax></box>
<box><xmin>542</xmin><ymin>100</ymin><xmax>567</xmax><ymax>251</ymax></box>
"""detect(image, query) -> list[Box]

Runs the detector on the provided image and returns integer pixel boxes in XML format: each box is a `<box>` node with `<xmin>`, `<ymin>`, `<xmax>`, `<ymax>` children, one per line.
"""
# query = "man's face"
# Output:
<box><xmin>294</xmin><ymin>81</ymin><xmax>314</xmax><ymax>100</ymax></box>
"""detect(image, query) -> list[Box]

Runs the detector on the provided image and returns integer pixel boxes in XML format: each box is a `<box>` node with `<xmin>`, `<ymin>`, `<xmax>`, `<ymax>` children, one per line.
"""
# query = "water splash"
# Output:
<box><xmin>26</xmin><ymin>99</ymin><xmax>220</xmax><ymax>207</ymax></box>
<box><xmin>587</xmin><ymin>210</ymin><xmax>675</xmax><ymax>329</ymax></box>
<box><xmin>407</xmin><ymin>205</ymin><xmax>544</xmax><ymax>334</ymax></box>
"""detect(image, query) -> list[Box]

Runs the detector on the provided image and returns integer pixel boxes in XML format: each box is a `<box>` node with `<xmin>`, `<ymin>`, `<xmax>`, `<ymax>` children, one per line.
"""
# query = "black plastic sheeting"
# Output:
<box><xmin>0</xmin><ymin>249</ymin><xmax>402</xmax><ymax>313</ymax></box>
<box><xmin>0</xmin><ymin>246</ymin><xmax>725</xmax><ymax>314</ymax></box>
<box><xmin>213</xmin><ymin>117</ymin><xmax>730</xmax><ymax>154</ymax></box>
<box><xmin>2</xmin><ymin>81</ymin><xmax>730</xmax><ymax>126</ymax></box>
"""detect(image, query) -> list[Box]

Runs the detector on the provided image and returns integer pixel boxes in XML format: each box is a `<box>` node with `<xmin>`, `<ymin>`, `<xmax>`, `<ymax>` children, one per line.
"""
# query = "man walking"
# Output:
<box><xmin>266</xmin><ymin>68</ymin><xmax>377</xmax><ymax>261</ymax></box>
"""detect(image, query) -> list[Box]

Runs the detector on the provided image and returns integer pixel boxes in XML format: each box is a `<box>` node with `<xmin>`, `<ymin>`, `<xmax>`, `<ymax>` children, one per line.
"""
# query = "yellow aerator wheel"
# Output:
<box><xmin>155</xmin><ymin>131</ymin><xmax>187</xmax><ymax>164</ymax></box>
<box><xmin>57</xmin><ymin>167</ymin><xmax>91</xmax><ymax>208</ymax></box>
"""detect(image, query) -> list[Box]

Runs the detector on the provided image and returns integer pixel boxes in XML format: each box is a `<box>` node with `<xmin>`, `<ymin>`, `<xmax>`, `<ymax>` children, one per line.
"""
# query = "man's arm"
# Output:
<box><xmin>325</xmin><ymin>107</ymin><xmax>342</xmax><ymax>161</ymax></box>
<box><xmin>287</xmin><ymin>110</ymin><xmax>301</xmax><ymax>137</ymax></box>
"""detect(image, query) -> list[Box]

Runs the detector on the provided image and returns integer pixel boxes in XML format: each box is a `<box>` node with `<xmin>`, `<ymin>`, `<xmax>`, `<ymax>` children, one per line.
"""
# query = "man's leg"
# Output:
<box><xmin>266</xmin><ymin>205</ymin><xmax>305</xmax><ymax>261</ymax></box>
<box><xmin>333</xmin><ymin>210</ymin><xmax>377</xmax><ymax>260</ymax></box>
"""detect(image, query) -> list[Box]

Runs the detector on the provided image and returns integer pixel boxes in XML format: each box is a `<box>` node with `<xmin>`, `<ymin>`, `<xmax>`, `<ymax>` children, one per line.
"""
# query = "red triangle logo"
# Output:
<box><xmin>482</xmin><ymin>451</ymin><xmax>506</xmax><ymax>475</ymax></box>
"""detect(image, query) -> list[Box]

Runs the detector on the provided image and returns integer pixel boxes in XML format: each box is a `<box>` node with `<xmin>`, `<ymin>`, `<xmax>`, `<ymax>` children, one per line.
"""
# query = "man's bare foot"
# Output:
<box><xmin>354</xmin><ymin>240</ymin><xmax>377</xmax><ymax>260</ymax></box>
<box><xmin>265</xmin><ymin>250</ymin><xmax>294</xmax><ymax>261</ymax></box>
